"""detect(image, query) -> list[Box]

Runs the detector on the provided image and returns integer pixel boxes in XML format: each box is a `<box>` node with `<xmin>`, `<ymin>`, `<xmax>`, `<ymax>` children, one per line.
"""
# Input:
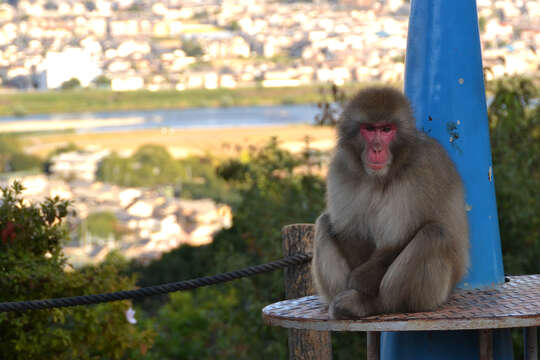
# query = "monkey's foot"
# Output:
<box><xmin>328</xmin><ymin>289</ymin><xmax>377</xmax><ymax>319</ymax></box>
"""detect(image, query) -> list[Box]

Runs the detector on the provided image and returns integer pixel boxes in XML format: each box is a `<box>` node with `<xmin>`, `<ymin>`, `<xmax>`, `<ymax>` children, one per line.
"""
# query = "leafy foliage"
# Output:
<box><xmin>141</xmin><ymin>287</ymin><xmax>253</xmax><ymax>360</ymax></box>
<box><xmin>98</xmin><ymin>145</ymin><xmax>181</xmax><ymax>187</ymax></box>
<box><xmin>0</xmin><ymin>182</ymin><xmax>153</xmax><ymax>359</ymax></box>
<box><xmin>8</xmin><ymin>152</ymin><xmax>42</xmax><ymax>172</ymax></box>
<box><xmin>487</xmin><ymin>76</ymin><xmax>540</xmax><ymax>274</ymax></box>
<box><xmin>97</xmin><ymin>145</ymin><xmax>238</xmax><ymax>204</ymax></box>
<box><xmin>92</xmin><ymin>75</ymin><xmax>111</xmax><ymax>88</ymax></box>
<box><xmin>61</xmin><ymin>77</ymin><xmax>81</xmax><ymax>90</ymax></box>
<box><xmin>84</xmin><ymin>211</ymin><xmax>125</xmax><ymax>240</ymax></box>
<box><xmin>0</xmin><ymin>135</ymin><xmax>42</xmax><ymax>173</ymax></box>
<box><xmin>127</xmin><ymin>138</ymin><xmax>336</xmax><ymax>359</ymax></box>
<box><xmin>181</xmin><ymin>39</ymin><xmax>204</xmax><ymax>57</ymax></box>
<box><xmin>216</xmin><ymin>159</ymin><xmax>250</xmax><ymax>183</ymax></box>
<box><xmin>177</xmin><ymin>156</ymin><xmax>240</xmax><ymax>204</ymax></box>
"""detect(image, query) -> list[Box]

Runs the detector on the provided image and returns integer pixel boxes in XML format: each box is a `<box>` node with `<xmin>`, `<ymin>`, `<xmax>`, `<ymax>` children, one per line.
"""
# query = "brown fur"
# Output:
<box><xmin>312</xmin><ymin>87</ymin><xmax>469</xmax><ymax>319</ymax></box>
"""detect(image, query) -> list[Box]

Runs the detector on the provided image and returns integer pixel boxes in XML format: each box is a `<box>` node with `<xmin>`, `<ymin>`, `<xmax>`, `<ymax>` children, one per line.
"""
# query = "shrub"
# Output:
<box><xmin>61</xmin><ymin>78</ymin><xmax>81</xmax><ymax>90</ymax></box>
<box><xmin>488</xmin><ymin>76</ymin><xmax>540</xmax><ymax>274</ymax></box>
<box><xmin>0</xmin><ymin>135</ymin><xmax>42</xmax><ymax>173</ymax></box>
<box><xmin>84</xmin><ymin>211</ymin><xmax>123</xmax><ymax>240</ymax></box>
<box><xmin>128</xmin><ymin>139</ymin><xmax>332</xmax><ymax>359</ymax></box>
<box><xmin>0</xmin><ymin>182</ymin><xmax>154</xmax><ymax>359</ymax></box>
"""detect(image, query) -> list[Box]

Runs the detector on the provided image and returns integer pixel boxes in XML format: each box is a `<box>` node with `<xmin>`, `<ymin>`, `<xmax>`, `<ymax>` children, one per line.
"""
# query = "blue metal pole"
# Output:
<box><xmin>381</xmin><ymin>0</ymin><xmax>514</xmax><ymax>358</ymax></box>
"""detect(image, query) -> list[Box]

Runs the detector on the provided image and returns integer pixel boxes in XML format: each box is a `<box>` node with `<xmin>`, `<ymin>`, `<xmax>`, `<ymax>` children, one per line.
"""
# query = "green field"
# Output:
<box><xmin>0</xmin><ymin>84</ymin><xmax>366</xmax><ymax>117</ymax></box>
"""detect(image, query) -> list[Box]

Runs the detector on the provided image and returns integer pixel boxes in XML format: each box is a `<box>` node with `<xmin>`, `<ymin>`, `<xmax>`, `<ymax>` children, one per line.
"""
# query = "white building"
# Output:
<box><xmin>110</xmin><ymin>75</ymin><xmax>144</xmax><ymax>91</ymax></box>
<box><xmin>36</xmin><ymin>47</ymin><xmax>102</xmax><ymax>89</ymax></box>
<box><xmin>49</xmin><ymin>149</ymin><xmax>110</xmax><ymax>182</ymax></box>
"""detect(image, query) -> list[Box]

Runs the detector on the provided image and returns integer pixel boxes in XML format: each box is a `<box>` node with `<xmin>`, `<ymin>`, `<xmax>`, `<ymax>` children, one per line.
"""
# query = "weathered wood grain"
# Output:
<box><xmin>282</xmin><ymin>224</ymin><xmax>332</xmax><ymax>360</ymax></box>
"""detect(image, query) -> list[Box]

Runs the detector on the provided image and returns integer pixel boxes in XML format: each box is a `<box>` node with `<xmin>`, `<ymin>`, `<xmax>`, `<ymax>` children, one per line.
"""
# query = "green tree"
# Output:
<box><xmin>83</xmin><ymin>211</ymin><xmax>125</xmax><ymax>240</ymax></box>
<box><xmin>61</xmin><ymin>77</ymin><xmax>81</xmax><ymax>90</ymax></box>
<box><xmin>98</xmin><ymin>146</ymin><xmax>238</xmax><ymax>203</ymax></box>
<box><xmin>92</xmin><ymin>75</ymin><xmax>111</xmax><ymax>88</ymax></box>
<box><xmin>98</xmin><ymin>145</ymin><xmax>182</xmax><ymax>187</ymax></box>
<box><xmin>0</xmin><ymin>134</ymin><xmax>22</xmax><ymax>172</ymax></box>
<box><xmin>145</xmin><ymin>287</ymin><xmax>250</xmax><ymax>360</ymax></box>
<box><xmin>130</xmin><ymin>144</ymin><xmax>181</xmax><ymax>185</ymax></box>
<box><xmin>0</xmin><ymin>134</ymin><xmax>42</xmax><ymax>173</ymax></box>
<box><xmin>9</xmin><ymin>153</ymin><xmax>42</xmax><ymax>171</ymax></box>
<box><xmin>216</xmin><ymin>159</ymin><xmax>250</xmax><ymax>182</ymax></box>
<box><xmin>181</xmin><ymin>39</ymin><xmax>204</xmax><ymax>57</ymax></box>
<box><xmin>96</xmin><ymin>151</ymin><xmax>131</xmax><ymax>185</ymax></box>
<box><xmin>487</xmin><ymin>76</ymin><xmax>540</xmax><ymax>275</ymax></box>
<box><xmin>0</xmin><ymin>182</ymin><xmax>154</xmax><ymax>359</ymax></box>
<box><xmin>177</xmin><ymin>156</ymin><xmax>240</xmax><ymax>204</ymax></box>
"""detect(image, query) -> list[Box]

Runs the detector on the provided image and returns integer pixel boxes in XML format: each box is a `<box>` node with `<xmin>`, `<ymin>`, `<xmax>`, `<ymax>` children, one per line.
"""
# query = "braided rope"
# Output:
<box><xmin>0</xmin><ymin>253</ymin><xmax>312</xmax><ymax>313</ymax></box>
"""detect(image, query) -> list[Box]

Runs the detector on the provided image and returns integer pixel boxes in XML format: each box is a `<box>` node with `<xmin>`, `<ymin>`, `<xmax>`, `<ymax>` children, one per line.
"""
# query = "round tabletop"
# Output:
<box><xmin>263</xmin><ymin>274</ymin><xmax>540</xmax><ymax>332</ymax></box>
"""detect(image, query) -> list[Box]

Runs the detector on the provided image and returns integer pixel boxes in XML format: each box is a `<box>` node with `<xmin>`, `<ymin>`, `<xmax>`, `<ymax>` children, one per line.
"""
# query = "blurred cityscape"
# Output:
<box><xmin>2</xmin><ymin>161</ymin><xmax>233</xmax><ymax>266</ymax></box>
<box><xmin>0</xmin><ymin>0</ymin><xmax>538</xmax><ymax>92</ymax></box>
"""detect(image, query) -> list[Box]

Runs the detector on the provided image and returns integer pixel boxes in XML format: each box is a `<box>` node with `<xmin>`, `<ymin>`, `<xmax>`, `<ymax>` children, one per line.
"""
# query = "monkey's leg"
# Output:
<box><xmin>347</xmin><ymin>248</ymin><xmax>402</xmax><ymax>298</ymax></box>
<box><xmin>379</xmin><ymin>223</ymin><xmax>456</xmax><ymax>313</ymax></box>
<box><xmin>312</xmin><ymin>213</ymin><xmax>350</xmax><ymax>303</ymax></box>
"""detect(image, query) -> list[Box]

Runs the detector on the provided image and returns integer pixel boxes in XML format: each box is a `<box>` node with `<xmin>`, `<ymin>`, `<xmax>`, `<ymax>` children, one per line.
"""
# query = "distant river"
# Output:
<box><xmin>0</xmin><ymin>104</ymin><xmax>320</xmax><ymax>133</ymax></box>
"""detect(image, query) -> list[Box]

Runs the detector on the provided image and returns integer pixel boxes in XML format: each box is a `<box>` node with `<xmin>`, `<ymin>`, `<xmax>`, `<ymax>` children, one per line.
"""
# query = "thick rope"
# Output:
<box><xmin>0</xmin><ymin>253</ymin><xmax>312</xmax><ymax>313</ymax></box>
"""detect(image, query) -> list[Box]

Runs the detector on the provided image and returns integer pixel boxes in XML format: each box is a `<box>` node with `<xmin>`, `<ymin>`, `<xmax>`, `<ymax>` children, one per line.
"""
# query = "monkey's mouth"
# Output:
<box><xmin>367</xmin><ymin>162</ymin><xmax>387</xmax><ymax>170</ymax></box>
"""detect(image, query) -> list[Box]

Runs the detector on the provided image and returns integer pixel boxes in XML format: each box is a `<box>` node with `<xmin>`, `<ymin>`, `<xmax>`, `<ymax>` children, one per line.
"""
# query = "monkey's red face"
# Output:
<box><xmin>359</xmin><ymin>123</ymin><xmax>397</xmax><ymax>171</ymax></box>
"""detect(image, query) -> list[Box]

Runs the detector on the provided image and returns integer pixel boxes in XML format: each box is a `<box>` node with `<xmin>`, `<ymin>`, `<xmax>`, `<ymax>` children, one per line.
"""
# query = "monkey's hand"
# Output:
<box><xmin>316</xmin><ymin>212</ymin><xmax>345</xmax><ymax>249</ymax></box>
<box><xmin>316</xmin><ymin>212</ymin><xmax>333</xmax><ymax>236</ymax></box>
<box><xmin>347</xmin><ymin>248</ymin><xmax>401</xmax><ymax>297</ymax></box>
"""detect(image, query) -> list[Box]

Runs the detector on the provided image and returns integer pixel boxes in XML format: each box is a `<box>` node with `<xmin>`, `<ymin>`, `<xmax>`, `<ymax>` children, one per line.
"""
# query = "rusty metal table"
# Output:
<box><xmin>263</xmin><ymin>274</ymin><xmax>540</xmax><ymax>359</ymax></box>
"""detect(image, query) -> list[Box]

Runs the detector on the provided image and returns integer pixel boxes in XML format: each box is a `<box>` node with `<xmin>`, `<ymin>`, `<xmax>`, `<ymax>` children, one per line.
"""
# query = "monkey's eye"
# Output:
<box><xmin>363</xmin><ymin>125</ymin><xmax>376</xmax><ymax>132</ymax></box>
<box><xmin>381</xmin><ymin>126</ymin><xmax>393</xmax><ymax>133</ymax></box>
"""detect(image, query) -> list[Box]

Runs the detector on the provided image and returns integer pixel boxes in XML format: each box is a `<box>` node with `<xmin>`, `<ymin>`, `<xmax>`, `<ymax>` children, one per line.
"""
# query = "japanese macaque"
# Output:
<box><xmin>312</xmin><ymin>87</ymin><xmax>469</xmax><ymax>319</ymax></box>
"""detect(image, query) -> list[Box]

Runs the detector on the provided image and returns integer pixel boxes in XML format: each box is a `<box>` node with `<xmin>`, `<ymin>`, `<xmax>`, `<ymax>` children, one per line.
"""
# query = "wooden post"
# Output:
<box><xmin>282</xmin><ymin>224</ymin><xmax>332</xmax><ymax>360</ymax></box>
<box><xmin>479</xmin><ymin>329</ymin><xmax>493</xmax><ymax>360</ymax></box>
<box><xmin>524</xmin><ymin>327</ymin><xmax>538</xmax><ymax>360</ymax></box>
<box><xmin>367</xmin><ymin>331</ymin><xmax>380</xmax><ymax>360</ymax></box>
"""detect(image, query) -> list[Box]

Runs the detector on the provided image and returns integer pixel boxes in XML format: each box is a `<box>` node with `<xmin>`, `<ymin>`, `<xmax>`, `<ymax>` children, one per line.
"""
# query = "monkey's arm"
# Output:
<box><xmin>319</xmin><ymin>213</ymin><xmax>375</xmax><ymax>269</ymax></box>
<box><xmin>312</xmin><ymin>213</ymin><xmax>351</xmax><ymax>301</ymax></box>
<box><xmin>313</xmin><ymin>213</ymin><xmax>375</xmax><ymax>302</ymax></box>
<box><xmin>347</xmin><ymin>247</ymin><xmax>402</xmax><ymax>297</ymax></box>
